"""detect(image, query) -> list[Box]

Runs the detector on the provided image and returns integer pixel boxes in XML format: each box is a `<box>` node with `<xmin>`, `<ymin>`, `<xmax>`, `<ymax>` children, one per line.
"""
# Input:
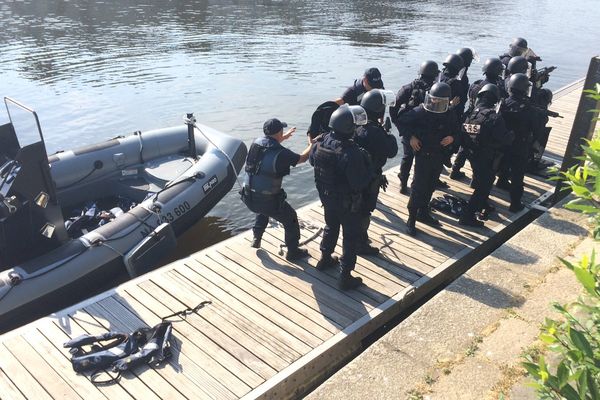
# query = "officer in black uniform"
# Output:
<box><xmin>390</xmin><ymin>60</ymin><xmax>440</xmax><ymax>194</ymax></box>
<box><xmin>399</xmin><ymin>82</ymin><xmax>459</xmax><ymax>236</ymax></box>
<box><xmin>336</xmin><ymin>67</ymin><xmax>384</xmax><ymax>106</ymax></box>
<box><xmin>355</xmin><ymin>89</ymin><xmax>399</xmax><ymax>254</ymax></box>
<box><xmin>458</xmin><ymin>84</ymin><xmax>513</xmax><ymax>227</ymax></box>
<box><xmin>450</xmin><ymin>57</ymin><xmax>506</xmax><ymax>180</ymax></box>
<box><xmin>456</xmin><ymin>48</ymin><xmax>477</xmax><ymax>117</ymax></box>
<box><xmin>241</xmin><ymin>118</ymin><xmax>314</xmax><ymax>260</ymax></box>
<box><xmin>528</xmin><ymin>88</ymin><xmax>553</xmax><ymax>172</ymax></box>
<box><xmin>440</xmin><ymin>54</ymin><xmax>466</xmax><ymax>120</ymax></box>
<box><xmin>499</xmin><ymin>73</ymin><xmax>544</xmax><ymax>212</ymax></box>
<box><xmin>309</xmin><ymin>105</ymin><xmax>371</xmax><ymax>290</ymax></box>
<box><xmin>504</xmin><ymin>56</ymin><xmax>529</xmax><ymax>89</ymax></box>
<box><xmin>500</xmin><ymin>37</ymin><xmax>542</xmax><ymax>69</ymax></box>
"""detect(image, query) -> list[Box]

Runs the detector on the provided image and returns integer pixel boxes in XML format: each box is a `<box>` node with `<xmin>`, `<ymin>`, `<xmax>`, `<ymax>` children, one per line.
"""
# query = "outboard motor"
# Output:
<box><xmin>0</xmin><ymin>98</ymin><xmax>67</xmax><ymax>267</ymax></box>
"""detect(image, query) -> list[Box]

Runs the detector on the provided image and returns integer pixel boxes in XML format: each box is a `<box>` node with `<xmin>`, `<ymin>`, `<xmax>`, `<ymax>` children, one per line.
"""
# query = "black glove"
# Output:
<box><xmin>380</xmin><ymin>175</ymin><xmax>389</xmax><ymax>192</ymax></box>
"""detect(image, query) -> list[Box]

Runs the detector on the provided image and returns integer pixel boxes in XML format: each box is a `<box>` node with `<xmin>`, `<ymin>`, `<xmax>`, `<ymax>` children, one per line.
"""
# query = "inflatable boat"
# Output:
<box><xmin>0</xmin><ymin>98</ymin><xmax>247</xmax><ymax>330</ymax></box>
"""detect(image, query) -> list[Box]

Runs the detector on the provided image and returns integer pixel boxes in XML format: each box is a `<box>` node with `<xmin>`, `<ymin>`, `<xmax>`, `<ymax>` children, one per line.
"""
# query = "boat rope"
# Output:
<box><xmin>277</xmin><ymin>218</ymin><xmax>324</xmax><ymax>255</ymax></box>
<box><xmin>188</xmin><ymin>120</ymin><xmax>244</xmax><ymax>191</ymax></box>
<box><xmin>161</xmin><ymin>300</ymin><xmax>212</xmax><ymax>322</ymax></box>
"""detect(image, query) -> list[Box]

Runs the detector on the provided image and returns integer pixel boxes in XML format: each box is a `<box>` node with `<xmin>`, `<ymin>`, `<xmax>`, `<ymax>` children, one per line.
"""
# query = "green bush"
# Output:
<box><xmin>522</xmin><ymin>88</ymin><xmax>600</xmax><ymax>399</ymax></box>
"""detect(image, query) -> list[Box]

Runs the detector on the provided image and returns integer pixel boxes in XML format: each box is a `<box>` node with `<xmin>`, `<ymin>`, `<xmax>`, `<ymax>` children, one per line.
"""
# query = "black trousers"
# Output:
<box><xmin>507</xmin><ymin>152</ymin><xmax>528</xmax><ymax>206</ymax></box>
<box><xmin>452</xmin><ymin>146</ymin><xmax>472</xmax><ymax>172</ymax></box>
<box><xmin>398</xmin><ymin>137</ymin><xmax>414</xmax><ymax>185</ymax></box>
<box><xmin>408</xmin><ymin>151</ymin><xmax>444</xmax><ymax>212</ymax></box>
<box><xmin>466</xmin><ymin>152</ymin><xmax>496</xmax><ymax>214</ymax></box>
<box><xmin>319</xmin><ymin>194</ymin><xmax>361</xmax><ymax>272</ymax></box>
<box><xmin>360</xmin><ymin>178</ymin><xmax>381</xmax><ymax>244</ymax></box>
<box><xmin>243</xmin><ymin>193</ymin><xmax>300</xmax><ymax>250</ymax></box>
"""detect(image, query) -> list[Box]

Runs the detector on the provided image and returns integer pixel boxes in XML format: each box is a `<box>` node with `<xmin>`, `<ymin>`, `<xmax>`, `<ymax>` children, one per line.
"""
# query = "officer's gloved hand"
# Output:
<box><xmin>380</xmin><ymin>175</ymin><xmax>389</xmax><ymax>192</ymax></box>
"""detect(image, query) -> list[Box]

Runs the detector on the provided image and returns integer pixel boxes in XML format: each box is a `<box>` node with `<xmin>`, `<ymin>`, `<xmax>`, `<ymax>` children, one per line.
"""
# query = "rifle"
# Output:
<box><xmin>532</xmin><ymin>66</ymin><xmax>557</xmax><ymax>88</ymax></box>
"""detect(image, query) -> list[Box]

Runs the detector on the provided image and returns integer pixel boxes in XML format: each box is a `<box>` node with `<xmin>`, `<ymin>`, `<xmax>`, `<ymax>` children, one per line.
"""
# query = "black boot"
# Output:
<box><xmin>417</xmin><ymin>208</ymin><xmax>440</xmax><ymax>226</ymax></box>
<box><xmin>450</xmin><ymin>170</ymin><xmax>466</xmax><ymax>180</ymax></box>
<box><xmin>316</xmin><ymin>254</ymin><xmax>339</xmax><ymax>271</ymax></box>
<box><xmin>338</xmin><ymin>267</ymin><xmax>363</xmax><ymax>291</ymax></box>
<box><xmin>251</xmin><ymin>235</ymin><xmax>262</xmax><ymax>248</ymax></box>
<box><xmin>357</xmin><ymin>243</ymin><xmax>380</xmax><ymax>256</ymax></box>
<box><xmin>459</xmin><ymin>212</ymin><xmax>484</xmax><ymax>227</ymax></box>
<box><xmin>496</xmin><ymin>178</ymin><xmax>511</xmax><ymax>190</ymax></box>
<box><xmin>436</xmin><ymin>179</ymin><xmax>449</xmax><ymax>188</ymax></box>
<box><xmin>399</xmin><ymin>181</ymin><xmax>409</xmax><ymax>195</ymax></box>
<box><xmin>406</xmin><ymin>210</ymin><xmax>417</xmax><ymax>236</ymax></box>
<box><xmin>286</xmin><ymin>247</ymin><xmax>309</xmax><ymax>261</ymax></box>
<box><xmin>509</xmin><ymin>202</ymin><xmax>525</xmax><ymax>212</ymax></box>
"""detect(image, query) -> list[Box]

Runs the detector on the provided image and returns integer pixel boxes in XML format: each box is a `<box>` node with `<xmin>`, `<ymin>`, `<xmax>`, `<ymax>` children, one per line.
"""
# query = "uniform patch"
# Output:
<box><xmin>462</xmin><ymin>123</ymin><xmax>481</xmax><ymax>135</ymax></box>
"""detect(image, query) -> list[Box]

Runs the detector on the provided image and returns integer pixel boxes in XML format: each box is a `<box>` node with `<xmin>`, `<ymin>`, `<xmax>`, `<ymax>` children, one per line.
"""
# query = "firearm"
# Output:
<box><xmin>532</xmin><ymin>66</ymin><xmax>557</xmax><ymax>88</ymax></box>
<box><xmin>533</xmin><ymin>105</ymin><xmax>562</xmax><ymax>118</ymax></box>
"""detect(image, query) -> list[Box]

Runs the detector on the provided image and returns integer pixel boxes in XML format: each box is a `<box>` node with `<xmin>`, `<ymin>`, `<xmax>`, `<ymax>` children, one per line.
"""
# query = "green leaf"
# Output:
<box><xmin>569</xmin><ymin>328</ymin><xmax>594</xmax><ymax>358</ymax></box>
<box><xmin>573</xmin><ymin>266</ymin><xmax>597</xmax><ymax>296</ymax></box>
<box><xmin>540</xmin><ymin>333</ymin><xmax>557</xmax><ymax>344</ymax></box>
<box><xmin>557</xmin><ymin>361</ymin><xmax>569</xmax><ymax>389</ymax></box>
<box><xmin>559</xmin><ymin>383</ymin><xmax>582</xmax><ymax>400</ymax></box>
<box><xmin>578</xmin><ymin>369</ymin><xmax>588</xmax><ymax>399</ymax></box>
<box><xmin>522</xmin><ymin>362</ymin><xmax>541</xmax><ymax>379</ymax></box>
<box><xmin>587</xmin><ymin>371</ymin><xmax>600</xmax><ymax>399</ymax></box>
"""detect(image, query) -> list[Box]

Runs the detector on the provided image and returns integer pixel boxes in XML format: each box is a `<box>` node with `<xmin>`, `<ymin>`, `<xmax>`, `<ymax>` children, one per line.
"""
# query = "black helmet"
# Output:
<box><xmin>482</xmin><ymin>57</ymin><xmax>504</xmax><ymax>77</ymax></box>
<box><xmin>477</xmin><ymin>84</ymin><xmax>501</xmax><ymax>103</ymax></box>
<box><xmin>507</xmin><ymin>73</ymin><xmax>531</xmax><ymax>96</ymax></box>
<box><xmin>507</xmin><ymin>56</ymin><xmax>528</xmax><ymax>75</ymax></box>
<box><xmin>419</xmin><ymin>60</ymin><xmax>440</xmax><ymax>79</ymax></box>
<box><xmin>424</xmin><ymin>82</ymin><xmax>451</xmax><ymax>113</ymax></box>
<box><xmin>328</xmin><ymin>104</ymin><xmax>368</xmax><ymax>138</ymax></box>
<box><xmin>360</xmin><ymin>89</ymin><xmax>396</xmax><ymax>115</ymax></box>
<box><xmin>443</xmin><ymin>54</ymin><xmax>465</xmax><ymax>73</ymax></box>
<box><xmin>509</xmin><ymin>37</ymin><xmax>528</xmax><ymax>56</ymax></box>
<box><xmin>456</xmin><ymin>48</ymin><xmax>475</xmax><ymax>67</ymax></box>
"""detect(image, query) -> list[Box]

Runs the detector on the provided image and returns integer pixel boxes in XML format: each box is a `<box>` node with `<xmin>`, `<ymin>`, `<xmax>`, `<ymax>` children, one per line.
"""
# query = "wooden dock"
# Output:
<box><xmin>0</xmin><ymin>79</ymin><xmax>587</xmax><ymax>400</ymax></box>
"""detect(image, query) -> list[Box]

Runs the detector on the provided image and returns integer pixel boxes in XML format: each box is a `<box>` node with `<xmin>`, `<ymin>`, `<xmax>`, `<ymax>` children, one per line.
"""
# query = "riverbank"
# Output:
<box><xmin>306</xmin><ymin>196</ymin><xmax>591</xmax><ymax>400</ymax></box>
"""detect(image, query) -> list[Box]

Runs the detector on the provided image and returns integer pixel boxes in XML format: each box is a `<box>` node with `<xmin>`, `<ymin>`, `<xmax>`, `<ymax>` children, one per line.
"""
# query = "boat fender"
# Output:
<box><xmin>63</xmin><ymin>330</ymin><xmax>147</xmax><ymax>373</ymax></box>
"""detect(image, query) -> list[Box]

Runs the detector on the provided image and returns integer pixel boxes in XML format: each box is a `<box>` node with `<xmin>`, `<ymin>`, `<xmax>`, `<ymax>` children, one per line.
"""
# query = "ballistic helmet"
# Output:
<box><xmin>424</xmin><ymin>82</ymin><xmax>451</xmax><ymax>113</ymax></box>
<box><xmin>456</xmin><ymin>48</ymin><xmax>476</xmax><ymax>67</ymax></box>
<box><xmin>443</xmin><ymin>54</ymin><xmax>465</xmax><ymax>73</ymax></box>
<box><xmin>329</xmin><ymin>104</ymin><xmax>368</xmax><ymax>138</ymax></box>
<box><xmin>477</xmin><ymin>84</ymin><xmax>501</xmax><ymax>103</ymax></box>
<box><xmin>509</xmin><ymin>37</ymin><xmax>528</xmax><ymax>57</ymax></box>
<box><xmin>507</xmin><ymin>73</ymin><xmax>532</xmax><ymax>96</ymax></box>
<box><xmin>360</xmin><ymin>89</ymin><xmax>396</xmax><ymax>114</ymax></box>
<box><xmin>482</xmin><ymin>57</ymin><xmax>504</xmax><ymax>77</ymax></box>
<box><xmin>506</xmin><ymin>56</ymin><xmax>528</xmax><ymax>75</ymax></box>
<box><xmin>419</xmin><ymin>60</ymin><xmax>440</xmax><ymax>79</ymax></box>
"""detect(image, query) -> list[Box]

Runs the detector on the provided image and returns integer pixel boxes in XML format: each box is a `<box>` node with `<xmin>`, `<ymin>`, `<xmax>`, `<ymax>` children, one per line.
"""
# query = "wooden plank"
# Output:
<box><xmin>0</xmin><ymin>343</ymin><xmax>53</xmax><ymax>400</ymax></box>
<box><xmin>173</xmin><ymin>265</ymin><xmax>315</xmax><ymax>355</ymax></box>
<box><xmin>192</xmin><ymin>255</ymin><xmax>328</xmax><ymax>346</ymax></box>
<box><xmin>89</xmin><ymin>297</ymin><xmax>239</xmax><ymax>400</ymax></box>
<box><xmin>2</xmin><ymin>336</ymin><xmax>82</xmax><ymax>399</ymax></box>
<box><xmin>0</xmin><ymin>367</ymin><xmax>26</xmax><ymax>400</ymax></box>
<box><xmin>21</xmin><ymin>327</ymin><xmax>107</xmax><ymax>400</ymax></box>
<box><xmin>215</xmin><ymin>247</ymin><xmax>355</xmax><ymax>328</ymax></box>
<box><xmin>203</xmin><ymin>250</ymin><xmax>342</xmax><ymax>333</ymax></box>
<box><xmin>122</xmin><ymin>284</ymin><xmax>269</xmax><ymax>386</ymax></box>
<box><xmin>143</xmin><ymin>275</ymin><xmax>294</xmax><ymax>368</ymax></box>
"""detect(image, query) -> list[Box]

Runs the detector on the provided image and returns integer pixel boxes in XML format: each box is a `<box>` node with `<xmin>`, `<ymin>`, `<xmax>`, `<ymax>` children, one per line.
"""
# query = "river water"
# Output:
<box><xmin>0</xmin><ymin>0</ymin><xmax>598</xmax><ymax>260</ymax></box>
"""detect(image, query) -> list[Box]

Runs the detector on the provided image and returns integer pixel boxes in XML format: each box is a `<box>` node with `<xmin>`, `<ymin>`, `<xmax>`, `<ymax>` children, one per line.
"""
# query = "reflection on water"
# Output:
<box><xmin>0</xmin><ymin>0</ymin><xmax>598</xmax><ymax>262</ymax></box>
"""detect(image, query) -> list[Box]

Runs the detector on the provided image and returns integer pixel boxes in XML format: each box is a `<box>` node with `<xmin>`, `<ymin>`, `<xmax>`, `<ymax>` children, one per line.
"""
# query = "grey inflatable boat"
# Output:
<box><xmin>0</xmin><ymin>98</ymin><xmax>247</xmax><ymax>330</ymax></box>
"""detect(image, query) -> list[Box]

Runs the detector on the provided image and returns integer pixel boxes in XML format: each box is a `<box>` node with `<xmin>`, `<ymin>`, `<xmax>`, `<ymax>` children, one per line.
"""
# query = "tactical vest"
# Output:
<box><xmin>244</xmin><ymin>136</ymin><xmax>284</xmax><ymax>195</ymax></box>
<box><xmin>462</xmin><ymin>107</ymin><xmax>496</xmax><ymax>148</ymax></box>
<box><xmin>312</xmin><ymin>137</ymin><xmax>351</xmax><ymax>194</ymax></box>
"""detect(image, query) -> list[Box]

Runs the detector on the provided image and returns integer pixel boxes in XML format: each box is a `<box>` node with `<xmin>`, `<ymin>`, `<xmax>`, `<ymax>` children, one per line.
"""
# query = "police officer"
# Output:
<box><xmin>528</xmin><ymin>88</ymin><xmax>553</xmax><ymax>172</ymax></box>
<box><xmin>450</xmin><ymin>57</ymin><xmax>506</xmax><ymax>180</ymax></box>
<box><xmin>456</xmin><ymin>48</ymin><xmax>477</xmax><ymax>116</ymax></box>
<box><xmin>458</xmin><ymin>84</ymin><xmax>513</xmax><ymax>227</ymax></box>
<box><xmin>241</xmin><ymin>118</ymin><xmax>313</xmax><ymax>260</ymax></box>
<box><xmin>440</xmin><ymin>54</ymin><xmax>466</xmax><ymax>120</ymax></box>
<box><xmin>390</xmin><ymin>60</ymin><xmax>440</xmax><ymax>194</ymax></box>
<box><xmin>504</xmin><ymin>56</ymin><xmax>529</xmax><ymax>87</ymax></box>
<box><xmin>499</xmin><ymin>73</ymin><xmax>545</xmax><ymax>212</ymax></box>
<box><xmin>309</xmin><ymin>105</ymin><xmax>371</xmax><ymax>290</ymax></box>
<box><xmin>500</xmin><ymin>37</ymin><xmax>542</xmax><ymax>69</ymax></box>
<box><xmin>399</xmin><ymin>82</ymin><xmax>459</xmax><ymax>236</ymax></box>
<box><xmin>336</xmin><ymin>67</ymin><xmax>384</xmax><ymax>106</ymax></box>
<box><xmin>355</xmin><ymin>89</ymin><xmax>399</xmax><ymax>254</ymax></box>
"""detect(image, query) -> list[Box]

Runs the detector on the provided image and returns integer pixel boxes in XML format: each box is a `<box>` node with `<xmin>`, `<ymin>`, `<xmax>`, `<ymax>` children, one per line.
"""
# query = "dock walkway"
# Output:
<box><xmin>0</xmin><ymin>79</ymin><xmax>585</xmax><ymax>400</ymax></box>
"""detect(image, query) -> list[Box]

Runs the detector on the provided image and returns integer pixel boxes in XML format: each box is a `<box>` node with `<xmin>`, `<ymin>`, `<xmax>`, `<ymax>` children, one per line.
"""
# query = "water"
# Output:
<box><xmin>0</xmin><ymin>0</ymin><xmax>598</xmax><ymax>258</ymax></box>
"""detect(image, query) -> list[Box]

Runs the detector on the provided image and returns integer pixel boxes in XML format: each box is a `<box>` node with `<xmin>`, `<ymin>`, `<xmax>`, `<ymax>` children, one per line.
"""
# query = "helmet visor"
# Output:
<box><xmin>526</xmin><ymin>62</ymin><xmax>533</xmax><ymax>78</ymax></box>
<box><xmin>423</xmin><ymin>93</ymin><xmax>449</xmax><ymax>113</ymax></box>
<box><xmin>348</xmin><ymin>105</ymin><xmax>368</xmax><ymax>126</ymax></box>
<box><xmin>471</xmin><ymin>49</ymin><xmax>480</xmax><ymax>64</ymax></box>
<box><xmin>380</xmin><ymin>90</ymin><xmax>397</xmax><ymax>107</ymax></box>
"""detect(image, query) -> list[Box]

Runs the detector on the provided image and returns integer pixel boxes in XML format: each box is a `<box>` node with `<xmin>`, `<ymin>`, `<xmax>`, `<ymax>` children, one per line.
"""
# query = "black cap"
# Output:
<box><xmin>364</xmin><ymin>67</ymin><xmax>384</xmax><ymax>89</ymax></box>
<box><xmin>263</xmin><ymin>118</ymin><xmax>287</xmax><ymax>136</ymax></box>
